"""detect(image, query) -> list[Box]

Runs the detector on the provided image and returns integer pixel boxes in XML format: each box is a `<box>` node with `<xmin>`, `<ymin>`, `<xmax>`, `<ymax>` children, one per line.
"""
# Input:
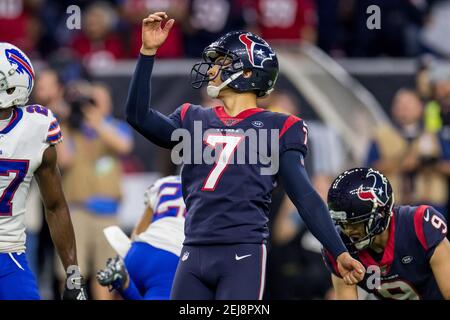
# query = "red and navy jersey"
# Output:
<box><xmin>168</xmin><ymin>104</ymin><xmax>307</xmax><ymax>245</ymax></box>
<box><xmin>323</xmin><ymin>205</ymin><xmax>448</xmax><ymax>300</ymax></box>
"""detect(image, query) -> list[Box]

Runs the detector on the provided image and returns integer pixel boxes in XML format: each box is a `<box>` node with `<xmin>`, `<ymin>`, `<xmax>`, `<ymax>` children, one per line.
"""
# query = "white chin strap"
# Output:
<box><xmin>355</xmin><ymin>238</ymin><xmax>371</xmax><ymax>250</ymax></box>
<box><xmin>207</xmin><ymin>71</ymin><xmax>243</xmax><ymax>98</ymax></box>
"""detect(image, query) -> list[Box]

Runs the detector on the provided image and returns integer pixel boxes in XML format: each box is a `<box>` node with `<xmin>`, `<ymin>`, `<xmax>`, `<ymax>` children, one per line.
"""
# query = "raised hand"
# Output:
<box><xmin>140</xmin><ymin>12</ymin><xmax>175</xmax><ymax>56</ymax></box>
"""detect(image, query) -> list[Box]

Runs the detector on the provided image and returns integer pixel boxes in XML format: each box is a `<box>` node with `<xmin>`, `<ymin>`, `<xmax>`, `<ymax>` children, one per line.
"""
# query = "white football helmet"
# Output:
<box><xmin>0</xmin><ymin>42</ymin><xmax>35</xmax><ymax>109</ymax></box>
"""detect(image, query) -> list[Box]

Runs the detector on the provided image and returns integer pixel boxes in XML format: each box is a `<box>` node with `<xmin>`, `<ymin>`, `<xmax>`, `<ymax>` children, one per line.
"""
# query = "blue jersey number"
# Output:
<box><xmin>0</xmin><ymin>159</ymin><xmax>29</xmax><ymax>216</ymax></box>
<box><xmin>26</xmin><ymin>105</ymin><xmax>48</xmax><ymax>116</ymax></box>
<box><xmin>153</xmin><ymin>183</ymin><xmax>185</xmax><ymax>222</ymax></box>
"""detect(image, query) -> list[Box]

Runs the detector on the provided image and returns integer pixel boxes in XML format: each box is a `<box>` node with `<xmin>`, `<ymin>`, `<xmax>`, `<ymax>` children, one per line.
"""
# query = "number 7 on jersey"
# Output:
<box><xmin>0</xmin><ymin>159</ymin><xmax>29</xmax><ymax>216</ymax></box>
<box><xmin>202</xmin><ymin>134</ymin><xmax>243</xmax><ymax>191</ymax></box>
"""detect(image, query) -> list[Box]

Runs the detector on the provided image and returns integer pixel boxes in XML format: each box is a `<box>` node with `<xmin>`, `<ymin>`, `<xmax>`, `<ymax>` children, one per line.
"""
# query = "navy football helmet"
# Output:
<box><xmin>191</xmin><ymin>31</ymin><xmax>279</xmax><ymax>98</ymax></box>
<box><xmin>327</xmin><ymin>168</ymin><xmax>394</xmax><ymax>253</ymax></box>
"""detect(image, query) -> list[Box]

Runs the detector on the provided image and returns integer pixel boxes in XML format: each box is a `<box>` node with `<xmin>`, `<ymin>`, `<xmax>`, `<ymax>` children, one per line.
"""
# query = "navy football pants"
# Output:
<box><xmin>170</xmin><ymin>243</ymin><xmax>267</xmax><ymax>300</ymax></box>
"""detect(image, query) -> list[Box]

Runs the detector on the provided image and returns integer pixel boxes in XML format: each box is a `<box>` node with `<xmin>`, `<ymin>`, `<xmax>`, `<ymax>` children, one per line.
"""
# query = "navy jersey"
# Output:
<box><xmin>323</xmin><ymin>205</ymin><xmax>448</xmax><ymax>300</ymax></box>
<box><xmin>168</xmin><ymin>104</ymin><xmax>307</xmax><ymax>245</ymax></box>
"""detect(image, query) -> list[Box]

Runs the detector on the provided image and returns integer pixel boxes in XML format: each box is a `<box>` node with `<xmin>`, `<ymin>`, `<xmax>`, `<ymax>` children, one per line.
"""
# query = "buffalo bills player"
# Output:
<box><xmin>97</xmin><ymin>175</ymin><xmax>185</xmax><ymax>299</ymax></box>
<box><xmin>0</xmin><ymin>43</ymin><xmax>87</xmax><ymax>300</ymax></box>
<box><xmin>125</xmin><ymin>12</ymin><xmax>365</xmax><ymax>299</ymax></box>
<box><xmin>323</xmin><ymin>168</ymin><xmax>450</xmax><ymax>299</ymax></box>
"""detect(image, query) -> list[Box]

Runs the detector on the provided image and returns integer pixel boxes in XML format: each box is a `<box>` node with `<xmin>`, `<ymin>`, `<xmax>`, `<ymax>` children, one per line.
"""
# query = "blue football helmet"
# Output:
<box><xmin>191</xmin><ymin>31</ymin><xmax>279</xmax><ymax>98</ymax></box>
<box><xmin>327</xmin><ymin>168</ymin><xmax>394</xmax><ymax>253</ymax></box>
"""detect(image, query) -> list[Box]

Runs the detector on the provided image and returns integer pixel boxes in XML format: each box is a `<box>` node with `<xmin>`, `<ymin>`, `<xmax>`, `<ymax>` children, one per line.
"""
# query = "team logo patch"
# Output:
<box><xmin>251</xmin><ymin>120</ymin><xmax>264</xmax><ymax>128</ymax></box>
<box><xmin>239</xmin><ymin>34</ymin><xmax>276</xmax><ymax>68</ymax></box>
<box><xmin>5</xmin><ymin>48</ymin><xmax>34</xmax><ymax>90</ymax></box>
<box><xmin>356</xmin><ymin>169</ymin><xmax>389</xmax><ymax>206</ymax></box>
<box><xmin>401</xmin><ymin>256</ymin><xmax>414</xmax><ymax>264</ymax></box>
<box><xmin>182</xmin><ymin>251</ymin><xmax>190</xmax><ymax>261</ymax></box>
<box><xmin>224</xmin><ymin>119</ymin><xmax>241</xmax><ymax>126</ymax></box>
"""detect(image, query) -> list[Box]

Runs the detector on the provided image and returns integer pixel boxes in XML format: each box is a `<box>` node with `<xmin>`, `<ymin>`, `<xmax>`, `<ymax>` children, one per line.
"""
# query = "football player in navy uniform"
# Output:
<box><xmin>323</xmin><ymin>168</ymin><xmax>450</xmax><ymax>300</ymax></box>
<box><xmin>125</xmin><ymin>12</ymin><xmax>365</xmax><ymax>299</ymax></box>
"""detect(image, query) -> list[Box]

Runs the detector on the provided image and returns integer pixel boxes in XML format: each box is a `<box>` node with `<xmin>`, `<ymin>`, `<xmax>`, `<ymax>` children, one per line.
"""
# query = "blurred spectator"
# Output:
<box><xmin>55</xmin><ymin>81</ymin><xmax>133</xmax><ymax>300</ymax></box>
<box><xmin>420</xmin><ymin>0</ymin><xmax>450</xmax><ymax>58</ymax></box>
<box><xmin>182</xmin><ymin>0</ymin><xmax>247</xmax><ymax>57</ymax></box>
<box><xmin>46</xmin><ymin>49</ymin><xmax>91</xmax><ymax>84</ymax></box>
<box><xmin>0</xmin><ymin>0</ymin><xmax>45</xmax><ymax>56</ymax></box>
<box><xmin>33</xmin><ymin>68</ymin><xmax>70</xmax><ymax>121</ymax></box>
<box><xmin>415</xmin><ymin>54</ymin><xmax>436</xmax><ymax>101</ymax></box>
<box><xmin>366</xmin><ymin>89</ymin><xmax>450</xmax><ymax>216</ymax></box>
<box><xmin>120</xmin><ymin>0</ymin><xmax>187</xmax><ymax>58</ymax></box>
<box><xmin>33</xmin><ymin>68</ymin><xmax>76</xmax><ymax>169</ymax></box>
<box><xmin>69</xmin><ymin>2</ymin><xmax>125</xmax><ymax>70</ymax></box>
<box><xmin>41</xmin><ymin>0</ymin><xmax>120</xmax><ymax>52</ymax></box>
<box><xmin>349</xmin><ymin>0</ymin><xmax>430</xmax><ymax>57</ymax></box>
<box><xmin>263</xmin><ymin>91</ymin><xmax>299</xmax><ymax>114</ymax></box>
<box><xmin>243</xmin><ymin>0</ymin><xmax>317</xmax><ymax>45</ymax></box>
<box><xmin>424</xmin><ymin>61</ymin><xmax>450</xmax><ymax>132</ymax></box>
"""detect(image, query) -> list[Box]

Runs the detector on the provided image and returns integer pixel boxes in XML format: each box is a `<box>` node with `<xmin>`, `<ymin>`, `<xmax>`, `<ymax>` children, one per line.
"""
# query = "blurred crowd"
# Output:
<box><xmin>365</xmin><ymin>56</ymin><xmax>450</xmax><ymax>225</ymax></box>
<box><xmin>4</xmin><ymin>0</ymin><xmax>450</xmax><ymax>301</ymax></box>
<box><xmin>3</xmin><ymin>0</ymin><xmax>450</xmax><ymax>70</ymax></box>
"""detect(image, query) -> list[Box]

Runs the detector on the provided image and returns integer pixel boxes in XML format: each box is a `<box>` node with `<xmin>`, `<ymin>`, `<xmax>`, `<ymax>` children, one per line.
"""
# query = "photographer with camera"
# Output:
<box><xmin>55</xmin><ymin>81</ymin><xmax>133</xmax><ymax>300</ymax></box>
<box><xmin>365</xmin><ymin>88</ymin><xmax>450</xmax><ymax>219</ymax></box>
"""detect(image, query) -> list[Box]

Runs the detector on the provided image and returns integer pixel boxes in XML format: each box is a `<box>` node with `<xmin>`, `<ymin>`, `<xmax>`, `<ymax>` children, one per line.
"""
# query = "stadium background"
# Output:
<box><xmin>1</xmin><ymin>0</ymin><xmax>449</xmax><ymax>299</ymax></box>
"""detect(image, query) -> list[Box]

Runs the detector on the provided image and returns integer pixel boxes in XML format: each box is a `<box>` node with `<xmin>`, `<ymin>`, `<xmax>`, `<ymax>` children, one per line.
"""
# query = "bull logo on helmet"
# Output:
<box><xmin>5</xmin><ymin>48</ymin><xmax>34</xmax><ymax>90</ymax></box>
<box><xmin>239</xmin><ymin>34</ymin><xmax>275</xmax><ymax>68</ymax></box>
<box><xmin>357</xmin><ymin>169</ymin><xmax>389</xmax><ymax>206</ymax></box>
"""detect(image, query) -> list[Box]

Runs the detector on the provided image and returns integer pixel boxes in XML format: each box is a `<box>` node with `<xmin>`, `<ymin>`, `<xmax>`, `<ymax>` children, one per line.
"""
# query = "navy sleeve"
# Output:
<box><xmin>125</xmin><ymin>54</ymin><xmax>181</xmax><ymax>149</ymax></box>
<box><xmin>279</xmin><ymin>115</ymin><xmax>308</xmax><ymax>157</ymax></box>
<box><xmin>279</xmin><ymin>150</ymin><xmax>347</xmax><ymax>260</ymax></box>
<box><xmin>321</xmin><ymin>248</ymin><xmax>341</xmax><ymax>278</ymax></box>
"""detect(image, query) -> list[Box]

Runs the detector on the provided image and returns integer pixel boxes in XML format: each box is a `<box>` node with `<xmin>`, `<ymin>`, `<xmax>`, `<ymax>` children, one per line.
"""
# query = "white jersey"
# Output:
<box><xmin>0</xmin><ymin>105</ymin><xmax>62</xmax><ymax>252</ymax></box>
<box><xmin>134</xmin><ymin>175</ymin><xmax>185</xmax><ymax>256</ymax></box>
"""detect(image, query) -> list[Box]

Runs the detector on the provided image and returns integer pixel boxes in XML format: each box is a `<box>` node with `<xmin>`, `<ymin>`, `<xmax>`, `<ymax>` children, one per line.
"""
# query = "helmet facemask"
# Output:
<box><xmin>331</xmin><ymin>194</ymin><xmax>394</xmax><ymax>254</ymax></box>
<box><xmin>191</xmin><ymin>31</ymin><xmax>279</xmax><ymax>99</ymax></box>
<box><xmin>191</xmin><ymin>47</ymin><xmax>243</xmax><ymax>92</ymax></box>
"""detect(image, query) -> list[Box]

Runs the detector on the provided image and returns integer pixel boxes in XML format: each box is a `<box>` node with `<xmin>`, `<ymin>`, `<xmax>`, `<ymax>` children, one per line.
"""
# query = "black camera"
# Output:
<box><xmin>64</xmin><ymin>83</ymin><xmax>96</xmax><ymax>130</ymax></box>
<box><xmin>68</xmin><ymin>95</ymin><xmax>96</xmax><ymax>130</ymax></box>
